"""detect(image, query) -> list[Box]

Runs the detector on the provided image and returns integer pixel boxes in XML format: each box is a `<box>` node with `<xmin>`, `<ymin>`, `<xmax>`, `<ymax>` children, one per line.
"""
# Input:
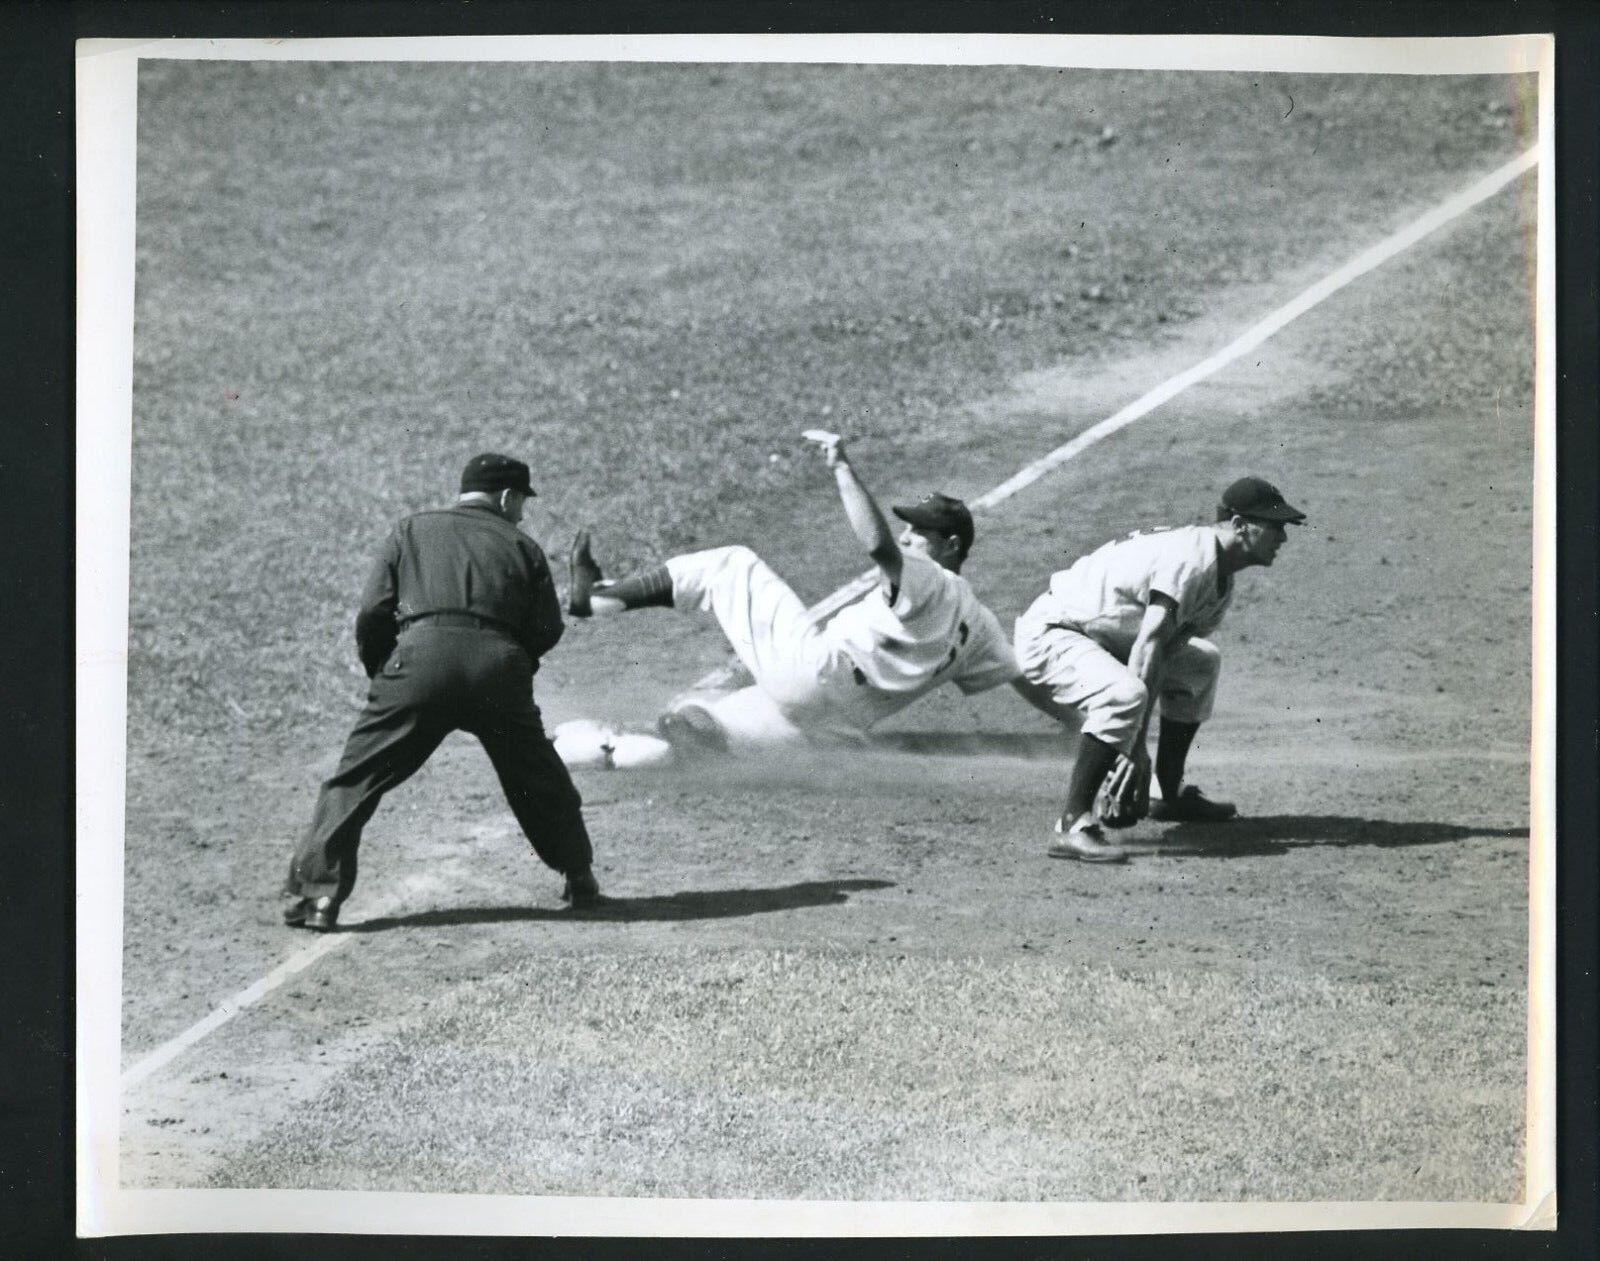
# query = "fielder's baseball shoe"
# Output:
<box><xmin>284</xmin><ymin>895</ymin><xmax>340</xmax><ymax>931</ymax></box>
<box><xmin>1048</xmin><ymin>816</ymin><xmax>1129</xmax><ymax>864</ymax></box>
<box><xmin>560</xmin><ymin>867</ymin><xmax>603</xmax><ymax>909</ymax></box>
<box><xmin>1150</xmin><ymin>785</ymin><xmax>1238</xmax><ymax>823</ymax></box>
<box><xmin>567</xmin><ymin>529</ymin><xmax>604</xmax><ymax>617</ymax></box>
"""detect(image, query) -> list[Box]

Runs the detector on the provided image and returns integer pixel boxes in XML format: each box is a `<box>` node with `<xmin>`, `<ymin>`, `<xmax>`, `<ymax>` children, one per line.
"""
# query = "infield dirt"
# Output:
<box><xmin>112</xmin><ymin>61</ymin><xmax>1536</xmax><ymax>1207</ymax></box>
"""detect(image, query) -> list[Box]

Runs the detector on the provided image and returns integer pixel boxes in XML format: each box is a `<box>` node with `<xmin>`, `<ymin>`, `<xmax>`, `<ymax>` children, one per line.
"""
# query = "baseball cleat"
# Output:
<box><xmin>1048</xmin><ymin>819</ymin><xmax>1129</xmax><ymax>864</ymax></box>
<box><xmin>1150</xmin><ymin>785</ymin><xmax>1238</xmax><ymax>823</ymax></box>
<box><xmin>656</xmin><ymin>703</ymin><xmax>730</xmax><ymax>758</ymax></box>
<box><xmin>281</xmin><ymin>895</ymin><xmax>311</xmax><ymax>927</ymax></box>
<box><xmin>560</xmin><ymin>867</ymin><xmax>603</xmax><ymax>908</ymax></box>
<box><xmin>567</xmin><ymin>529</ymin><xmax>603</xmax><ymax>617</ymax></box>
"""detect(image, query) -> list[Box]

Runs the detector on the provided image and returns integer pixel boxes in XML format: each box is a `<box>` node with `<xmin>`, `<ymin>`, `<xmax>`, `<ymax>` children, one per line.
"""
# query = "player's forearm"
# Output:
<box><xmin>1127</xmin><ymin>637</ymin><xmax>1163</xmax><ymax>687</ymax></box>
<box><xmin>832</xmin><ymin>459</ymin><xmax>900</xmax><ymax>569</ymax></box>
<box><xmin>1011</xmin><ymin>675</ymin><xmax>1065</xmax><ymax>720</ymax></box>
<box><xmin>1126</xmin><ymin>604</ymin><xmax>1176</xmax><ymax>707</ymax></box>
<box><xmin>1126</xmin><ymin>638</ymin><xmax>1172</xmax><ymax>715</ymax></box>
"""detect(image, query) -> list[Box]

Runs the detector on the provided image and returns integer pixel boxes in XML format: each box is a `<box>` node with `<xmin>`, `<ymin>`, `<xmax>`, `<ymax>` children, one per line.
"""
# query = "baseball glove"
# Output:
<box><xmin>1095</xmin><ymin>749</ymin><xmax>1152</xmax><ymax>829</ymax></box>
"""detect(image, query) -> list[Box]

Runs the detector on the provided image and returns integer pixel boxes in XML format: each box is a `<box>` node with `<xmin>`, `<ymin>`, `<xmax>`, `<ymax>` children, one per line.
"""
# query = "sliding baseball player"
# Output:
<box><xmin>561</xmin><ymin>433</ymin><xmax>1057</xmax><ymax>756</ymax></box>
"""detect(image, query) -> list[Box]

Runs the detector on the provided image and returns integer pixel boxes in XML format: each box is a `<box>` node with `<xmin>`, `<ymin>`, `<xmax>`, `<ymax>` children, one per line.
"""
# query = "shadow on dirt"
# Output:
<box><xmin>871</xmin><ymin>731</ymin><xmax>1068</xmax><ymax>760</ymax></box>
<box><xmin>1129</xmin><ymin>815</ymin><xmax>1527</xmax><ymax>858</ymax></box>
<box><xmin>346</xmin><ymin>878</ymin><xmax>896</xmax><ymax>931</ymax></box>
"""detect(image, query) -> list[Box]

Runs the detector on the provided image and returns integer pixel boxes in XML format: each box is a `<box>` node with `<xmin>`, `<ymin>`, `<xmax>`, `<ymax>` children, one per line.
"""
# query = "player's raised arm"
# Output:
<box><xmin>810</xmin><ymin>432</ymin><xmax>903</xmax><ymax>589</ymax></box>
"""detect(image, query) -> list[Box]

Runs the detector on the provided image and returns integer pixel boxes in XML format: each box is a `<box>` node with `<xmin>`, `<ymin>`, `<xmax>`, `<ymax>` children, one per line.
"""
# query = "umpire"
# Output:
<box><xmin>281</xmin><ymin>452</ymin><xmax>601</xmax><ymax>931</ymax></box>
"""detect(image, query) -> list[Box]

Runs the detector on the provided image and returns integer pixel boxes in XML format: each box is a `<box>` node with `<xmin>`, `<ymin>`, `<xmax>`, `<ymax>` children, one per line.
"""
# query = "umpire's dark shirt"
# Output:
<box><xmin>353</xmin><ymin>502</ymin><xmax>564</xmax><ymax>676</ymax></box>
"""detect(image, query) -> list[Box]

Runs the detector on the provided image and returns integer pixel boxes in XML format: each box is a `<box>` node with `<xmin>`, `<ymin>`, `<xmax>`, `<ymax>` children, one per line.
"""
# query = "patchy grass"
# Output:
<box><xmin>211</xmin><ymin>949</ymin><xmax>1524</xmax><ymax>1202</ymax></box>
<box><xmin>128</xmin><ymin>63</ymin><xmax>1533</xmax><ymax>746</ymax></box>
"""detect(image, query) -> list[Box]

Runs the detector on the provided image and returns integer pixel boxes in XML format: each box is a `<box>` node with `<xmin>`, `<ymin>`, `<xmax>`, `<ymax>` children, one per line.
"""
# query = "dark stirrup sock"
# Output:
<box><xmin>1063</xmin><ymin>733</ymin><xmax>1121</xmax><ymax>823</ymax></box>
<box><xmin>1155</xmin><ymin>718</ymin><xmax>1201</xmax><ymax>803</ymax></box>
<box><xmin>599</xmin><ymin>564</ymin><xmax>675</xmax><ymax>610</ymax></box>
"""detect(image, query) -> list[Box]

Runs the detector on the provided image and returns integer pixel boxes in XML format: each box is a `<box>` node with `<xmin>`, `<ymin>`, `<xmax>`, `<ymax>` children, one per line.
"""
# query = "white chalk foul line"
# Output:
<box><xmin>122</xmin><ymin>931</ymin><xmax>353</xmax><ymax>1092</ymax></box>
<box><xmin>797</xmin><ymin>146</ymin><xmax>1539</xmax><ymax>627</ymax></box>
<box><xmin>121</xmin><ymin>871</ymin><xmax>454</xmax><ymax>1093</ymax></box>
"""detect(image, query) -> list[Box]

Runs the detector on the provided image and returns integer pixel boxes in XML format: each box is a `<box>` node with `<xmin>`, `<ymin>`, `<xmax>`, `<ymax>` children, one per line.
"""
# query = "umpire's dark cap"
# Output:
<box><xmin>460</xmin><ymin>453</ymin><xmax>536</xmax><ymax>497</ymax></box>
<box><xmin>1219</xmin><ymin>476</ymin><xmax>1305</xmax><ymax>523</ymax></box>
<box><xmin>893</xmin><ymin>492</ymin><xmax>976</xmax><ymax>551</ymax></box>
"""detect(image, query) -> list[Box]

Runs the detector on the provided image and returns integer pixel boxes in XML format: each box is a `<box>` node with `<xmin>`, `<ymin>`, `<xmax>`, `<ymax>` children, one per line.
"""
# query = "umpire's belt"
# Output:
<box><xmin>401</xmin><ymin>611</ymin><xmax>512</xmax><ymax>634</ymax></box>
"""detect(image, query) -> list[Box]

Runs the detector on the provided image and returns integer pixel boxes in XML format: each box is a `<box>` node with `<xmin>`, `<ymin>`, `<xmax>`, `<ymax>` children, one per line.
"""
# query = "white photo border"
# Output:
<box><xmin>75</xmin><ymin>30</ymin><xmax>1557</xmax><ymax>1238</ymax></box>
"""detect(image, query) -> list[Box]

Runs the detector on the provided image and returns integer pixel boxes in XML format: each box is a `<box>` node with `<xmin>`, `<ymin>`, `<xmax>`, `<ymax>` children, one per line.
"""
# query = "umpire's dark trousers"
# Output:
<box><xmin>286</xmin><ymin>624</ymin><xmax>593</xmax><ymax>905</ymax></box>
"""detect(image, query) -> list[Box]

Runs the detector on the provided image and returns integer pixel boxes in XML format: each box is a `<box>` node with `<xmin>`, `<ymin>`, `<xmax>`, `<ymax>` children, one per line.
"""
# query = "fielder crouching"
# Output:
<box><xmin>565</xmin><ymin>435</ymin><xmax>1050</xmax><ymax>752</ymax></box>
<box><xmin>1015</xmin><ymin>476</ymin><xmax>1306</xmax><ymax>864</ymax></box>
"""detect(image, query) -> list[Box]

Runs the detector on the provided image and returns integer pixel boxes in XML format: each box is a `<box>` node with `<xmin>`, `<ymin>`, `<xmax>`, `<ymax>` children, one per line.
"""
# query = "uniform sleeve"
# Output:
<box><xmin>354</xmin><ymin>529</ymin><xmax>401</xmax><ymax>678</ymax></box>
<box><xmin>888</xmin><ymin>552</ymin><xmax>945</xmax><ymax>617</ymax></box>
<box><xmin>952</xmin><ymin>604</ymin><xmax>1023</xmax><ymax>694</ymax></box>
<box><xmin>517</xmin><ymin>538</ymin><xmax>566</xmax><ymax>663</ymax></box>
<box><xmin>1143</xmin><ymin>538</ymin><xmax>1196</xmax><ymax>608</ymax></box>
<box><xmin>1144</xmin><ymin>534</ymin><xmax>1218</xmax><ymax>624</ymax></box>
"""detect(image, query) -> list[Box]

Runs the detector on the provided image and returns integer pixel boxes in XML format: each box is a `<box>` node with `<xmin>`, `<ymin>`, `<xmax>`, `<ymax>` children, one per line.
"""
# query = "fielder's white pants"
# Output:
<box><xmin>1014</xmin><ymin>621</ymin><xmax>1220</xmax><ymax>755</ymax></box>
<box><xmin>664</xmin><ymin>546</ymin><xmax>867</xmax><ymax>743</ymax></box>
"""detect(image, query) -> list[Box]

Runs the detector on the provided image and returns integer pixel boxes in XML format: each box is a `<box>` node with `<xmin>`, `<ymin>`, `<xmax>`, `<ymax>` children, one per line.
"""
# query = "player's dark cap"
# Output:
<box><xmin>893</xmin><ymin>492</ymin><xmax>976</xmax><ymax>552</ymax></box>
<box><xmin>460</xmin><ymin>452</ymin><xmax>536</xmax><ymax>497</ymax></box>
<box><xmin>1218</xmin><ymin>476</ymin><xmax>1305</xmax><ymax>524</ymax></box>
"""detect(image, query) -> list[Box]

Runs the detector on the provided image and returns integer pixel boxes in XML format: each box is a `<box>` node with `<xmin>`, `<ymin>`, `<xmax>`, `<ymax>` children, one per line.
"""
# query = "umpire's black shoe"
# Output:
<box><xmin>305</xmin><ymin>896</ymin><xmax>340</xmax><ymax>930</ymax></box>
<box><xmin>283</xmin><ymin>894</ymin><xmax>339</xmax><ymax>930</ymax></box>
<box><xmin>567</xmin><ymin>530</ymin><xmax>603</xmax><ymax>617</ymax></box>
<box><xmin>561</xmin><ymin>868</ymin><xmax>603</xmax><ymax>909</ymax></box>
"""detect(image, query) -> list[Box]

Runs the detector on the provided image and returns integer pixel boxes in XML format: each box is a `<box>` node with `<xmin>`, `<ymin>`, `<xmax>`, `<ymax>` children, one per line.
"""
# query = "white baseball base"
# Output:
<box><xmin>551</xmin><ymin>719</ymin><xmax>674</xmax><ymax>770</ymax></box>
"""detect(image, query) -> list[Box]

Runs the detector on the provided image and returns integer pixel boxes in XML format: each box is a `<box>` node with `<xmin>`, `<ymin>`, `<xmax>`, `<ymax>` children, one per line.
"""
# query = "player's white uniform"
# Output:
<box><xmin>666</xmin><ymin>545</ymin><xmax>1019</xmax><ymax>746</ymax></box>
<box><xmin>1014</xmin><ymin>525</ymin><xmax>1231</xmax><ymax>754</ymax></box>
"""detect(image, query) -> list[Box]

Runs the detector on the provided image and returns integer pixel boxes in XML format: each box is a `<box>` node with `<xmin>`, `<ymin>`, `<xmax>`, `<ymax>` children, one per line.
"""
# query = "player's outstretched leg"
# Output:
<box><xmin>567</xmin><ymin>530</ymin><xmax>673</xmax><ymax>618</ymax></box>
<box><xmin>1048</xmin><ymin>733</ymin><xmax>1128</xmax><ymax>863</ymax></box>
<box><xmin>1149</xmin><ymin>718</ymin><xmax>1237</xmax><ymax>822</ymax></box>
